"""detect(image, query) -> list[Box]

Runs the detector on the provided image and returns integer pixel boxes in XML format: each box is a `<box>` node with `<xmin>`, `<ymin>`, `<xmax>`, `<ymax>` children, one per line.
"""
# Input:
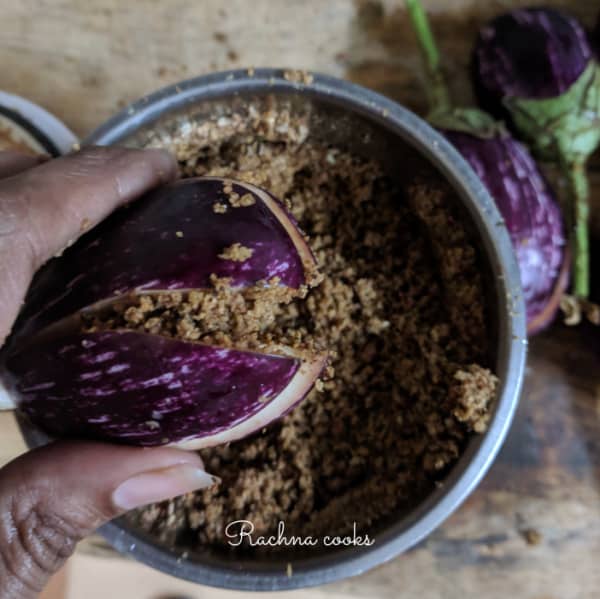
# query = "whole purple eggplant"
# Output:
<box><xmin>405</xmin><ymin>0</ymin><xmax>568</xmax><ymax>334</ymax></box>
<box><xmin>1</xmin><ymin>177</ymin><xmax>326</xmax><ymax>448</ymax></box>
<box><xmin>473</xmin><ymin>7</ymin><xmax>600</xmax><ymax>301</ymax></box>
<box><xmin>474</xmin><ymin>8</ymin><xmax>590</xmax><ymax>102</ymax></box>
<box><xmin>443</xmin><ymin>129</ymin><xmax>568</xmax><ymax>332</ymax></box>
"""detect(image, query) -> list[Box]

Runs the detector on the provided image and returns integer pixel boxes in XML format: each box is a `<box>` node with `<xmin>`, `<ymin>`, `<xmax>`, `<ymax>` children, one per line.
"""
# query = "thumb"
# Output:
<box><xmin>0</xmin><ymin>441</ymin><xmax>216</xmax><ymax>598</ymax></box>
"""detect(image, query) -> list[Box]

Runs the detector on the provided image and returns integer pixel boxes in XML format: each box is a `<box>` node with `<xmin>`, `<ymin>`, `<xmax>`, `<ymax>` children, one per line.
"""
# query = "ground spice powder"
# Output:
<box><xmin>131</xmin><ymin>105</ymin><xmax>498</xmax><ymax>550</ymax></box>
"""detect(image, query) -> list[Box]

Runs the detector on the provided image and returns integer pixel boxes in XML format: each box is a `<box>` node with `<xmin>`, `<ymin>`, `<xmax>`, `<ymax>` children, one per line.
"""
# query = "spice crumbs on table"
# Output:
<box><xmin>520</xmin><ymin>528</ymin><xmax>542</xmax><ymax>546</ymax></box>
<box><xmin>283</xmin><ymin>69</ymin><xmax>314</xmax><ymax>85</ymax></box>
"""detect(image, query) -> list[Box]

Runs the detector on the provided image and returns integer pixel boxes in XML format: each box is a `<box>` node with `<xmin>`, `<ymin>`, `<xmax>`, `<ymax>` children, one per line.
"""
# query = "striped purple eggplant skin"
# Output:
<box><xmin>2</xmin><ymin>176</ymin><xmax>326</xmax><ymax>448</ymax></box>
<box><xmin>443</xmin><ymin>129</ymin><xmax>568</xmax><ymax>333</ymax></box>
<box><xmin>472</xmin><ymin>7</ymin><xmax>598</xmax><ymax>303</ymax></box>
<box><xmin>6</xmin><ymin>330</ymin><xmax>325</xmax><ymax>448</ymax></box>
<box><xmin>473</xmin><ymin>7</ymin><xmax>591</xmax><ymax>103</ymax></box>
<box><xmin>17</xmin><ymin>177</ymin><xmax>314</xmax><ymax>340</ymax></box>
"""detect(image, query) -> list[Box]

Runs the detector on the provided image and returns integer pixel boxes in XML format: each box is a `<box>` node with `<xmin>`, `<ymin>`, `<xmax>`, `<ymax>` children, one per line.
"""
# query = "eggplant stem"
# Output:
<box><xmin>561</xmin><ymin>158</ymin><xmax>590</xmax><ymax>299</ymax></box>
<box><xmin>405</xmin><ymin>0</ymin><xmax>452</xmax><ymax>114</ymax></box>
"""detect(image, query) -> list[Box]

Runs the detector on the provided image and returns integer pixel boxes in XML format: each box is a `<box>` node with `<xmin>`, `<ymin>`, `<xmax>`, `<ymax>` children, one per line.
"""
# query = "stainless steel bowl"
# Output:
<box><xmin>21</xmin><ymin>69</ymin><xmax>526</xmax><ymax>591</ymax></box>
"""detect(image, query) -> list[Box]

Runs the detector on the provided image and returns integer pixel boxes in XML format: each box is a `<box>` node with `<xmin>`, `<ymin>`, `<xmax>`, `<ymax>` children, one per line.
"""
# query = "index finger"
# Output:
<box><xmin>0</xmin><ymin>146</ymin><xmax>178</xmax><ymax>347</ymax></box>
<box><xmin>0</xmin><ymin>151</ymin><xmax>48</xmax><ymax>179</ymax></box>
<box><xmin>0</xmin><ymin>146</ymin><xmax>178</xmax><ymax>270</ymax></box>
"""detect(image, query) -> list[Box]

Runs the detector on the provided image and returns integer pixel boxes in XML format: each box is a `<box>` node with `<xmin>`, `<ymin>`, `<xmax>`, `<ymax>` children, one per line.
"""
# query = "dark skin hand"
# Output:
<box><xmin>0</xmin><ymin>148</ymin><xmax>215</xmax><ymax>598</ymax></box>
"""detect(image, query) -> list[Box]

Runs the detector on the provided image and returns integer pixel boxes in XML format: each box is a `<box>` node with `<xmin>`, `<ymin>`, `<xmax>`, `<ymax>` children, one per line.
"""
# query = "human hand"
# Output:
<box><xmin>0</xmin><ymin>148</ymin><xmax>215</xmax><ymax>598</ymax></box>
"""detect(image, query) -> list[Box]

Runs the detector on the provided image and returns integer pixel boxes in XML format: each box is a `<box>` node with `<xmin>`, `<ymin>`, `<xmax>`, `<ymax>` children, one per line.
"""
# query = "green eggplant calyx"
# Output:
<box><xmin>428</xmin><ymin>107</ymin><xmax>507</xmax><ymax>139</ymax></box>
<box><xmin>504</xmin><ymin>60</ymin><xmax>600</xmax><ymax>164</ymax></box>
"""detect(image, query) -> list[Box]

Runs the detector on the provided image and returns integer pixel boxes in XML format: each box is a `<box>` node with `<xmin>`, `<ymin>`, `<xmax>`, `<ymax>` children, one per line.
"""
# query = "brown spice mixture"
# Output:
<box><xmin>82</xmin><ymin>276</ymin><xmax>325</xmax><ymax>360</ymax></box>
<box><xmin>218</xmin><ymin>242</ymin><xmax>254</xmax><ymax>262</ymax></box>
<box><xmin>212</xmin><ymin>201</ymin><xmax>228</xmax><ymax>214</ymax></box>
<box><xmin>132</xmin><ymin>105</ymin><xmax>499</xmax><ymax>549</ymax></box>
<box><xmin>221</xmin><ymin>180</ymin><xmax>256</xmax><ymax>208</ymax></box>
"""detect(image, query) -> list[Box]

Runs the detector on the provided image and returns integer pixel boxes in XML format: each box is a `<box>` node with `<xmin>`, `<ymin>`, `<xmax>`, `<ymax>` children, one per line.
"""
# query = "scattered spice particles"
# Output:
<box><xmin>283</xmin><ymin>69</ymin><xmax>314</xmax><ymax>85</ymax></box>
<box><xmin>218</xmin><ymin>243</ymin><xmax>254</xmax><ymax>262</ymax></box>
<box><xmin>521</xmin><ymin>528</ymin><xmax>542</xmax><ymax>546</ymax></box>
<box><xmin>230</xmin><ymin>192</ymin><xmax>256</xmax><ymax>207</ymax></box>
<box><xmin>561</xmin><ymin>294</ymin><xmax>600</xmax><ymax>326</ymax></box>
<box><xmin>132</xmin><ymin>103</ymin><xmax>498</xmax><ymax>552</ymax></box>
<box><xmin>587</xmin><ymin>302</ymin><xmax>600</xmax><ymax>325</ymax></box>
<box><xmin>220</xmin><ymin>182</ymin><xmax>256</xmax><ymax>207</ymax></box>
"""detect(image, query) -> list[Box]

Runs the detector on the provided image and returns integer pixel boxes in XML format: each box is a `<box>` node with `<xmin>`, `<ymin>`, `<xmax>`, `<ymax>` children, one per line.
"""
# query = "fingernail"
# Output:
<box><xmin>112</xmin><ymin>464</ymin><xmax>218</xmax><ymax>510</ymax></box>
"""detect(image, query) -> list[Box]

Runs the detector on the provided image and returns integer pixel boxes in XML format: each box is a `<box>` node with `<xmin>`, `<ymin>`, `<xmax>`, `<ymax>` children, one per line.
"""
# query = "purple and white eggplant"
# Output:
<box><xmin>473</xmin><ymin>7</ymin><xmax>600</xmax><ymax>301</ymax></box>
<box><xmin>443</xmin><ymin>130</ymin><xmax>569</xmax><ymax>333</ymax></box>
<box><xmin>6</xmin><ymin>331</ymin><xmax>323</xmax><ymax>448</ymax></box>
<box><xmin>405</xmin><ymin>0</ymin><xmax>568</xmax><ymax>334</ymax></box>
<box><xmin>16</xmin><ymin>177</ymin><xmax>316</xmax><ymax>339</ymax></box>
<box><xmin>1</xmin><ymin>177</ymin><xmax>326</xmax><ymax>448</ymax></box>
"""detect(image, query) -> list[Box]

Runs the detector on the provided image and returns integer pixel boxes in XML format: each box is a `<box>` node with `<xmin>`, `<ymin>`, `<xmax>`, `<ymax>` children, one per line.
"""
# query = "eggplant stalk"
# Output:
<box><xmin>561</xmin><ymin>158</ymin><xmax>590</xmax><ymax>298</ymax></box>
<box><xmin>405</xmin><ymin>0</ymin><xmax>452</xmax><ymax>115</ymax></box>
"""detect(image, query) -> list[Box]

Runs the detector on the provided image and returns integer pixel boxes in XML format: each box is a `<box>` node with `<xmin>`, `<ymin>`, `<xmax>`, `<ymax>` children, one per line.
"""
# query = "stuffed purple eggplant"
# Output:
<box><xmin>405</xmin><ymin>0</ymin><xmax>568</xmax><ymax>333</ymax></box>
<box><xmin>0</xmin><ymin>177</ymin><xmax>327</xmax><ymax>448</ymax></box>
<box><xmin>14</xmin><ymin>177</ymin><xmax>318</xmax><ymax>339</ymax></box>
<box><xmin>473</xmin><ymin>7</ymin><xmax>600</xmax><ymax>300</ymax></box>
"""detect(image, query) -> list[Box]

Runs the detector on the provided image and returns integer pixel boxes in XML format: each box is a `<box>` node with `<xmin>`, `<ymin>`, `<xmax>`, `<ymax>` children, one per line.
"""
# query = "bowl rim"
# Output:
<box><xmin>58</xmin><ymin>68</ymin><xmax>525</xmax><ymax>591</ymax></box>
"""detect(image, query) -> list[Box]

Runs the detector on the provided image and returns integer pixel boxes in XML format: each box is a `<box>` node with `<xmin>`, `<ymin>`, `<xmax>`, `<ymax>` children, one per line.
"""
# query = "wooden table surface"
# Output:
<box><xmin>1</xmin><ymin>1</ymin><xmax>599</xmax><ymax>598</ymax></box>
